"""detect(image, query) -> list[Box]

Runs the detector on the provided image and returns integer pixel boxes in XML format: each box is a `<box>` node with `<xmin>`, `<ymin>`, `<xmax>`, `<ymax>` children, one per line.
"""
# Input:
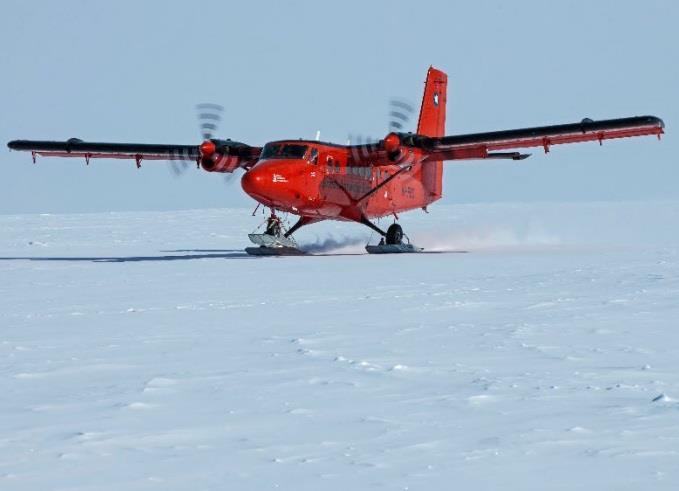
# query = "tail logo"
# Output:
<box><xmin>433</xmin><ymin>92</ymin><xmax>439</xmax><ymax>106</ymax></box>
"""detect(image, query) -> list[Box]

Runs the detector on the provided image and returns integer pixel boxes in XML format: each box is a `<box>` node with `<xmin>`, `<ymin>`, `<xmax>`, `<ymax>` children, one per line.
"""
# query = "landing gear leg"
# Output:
<box><xmin>359</xmin><ymin>215</ymin><xmax>387</xmax><ymax>237</ymax></box>
<box><xmin>264</xmin><ymin>212</ymin><xmax>282</xmax><ymax>237</ymax></box>
<box><xmin>285</xmin><ymin>216</ymin><xmax>321</xmax><ymax>238</ymax></box>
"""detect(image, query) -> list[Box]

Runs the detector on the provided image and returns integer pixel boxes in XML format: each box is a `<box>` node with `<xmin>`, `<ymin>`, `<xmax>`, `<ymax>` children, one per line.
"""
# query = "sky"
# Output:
<box><xmin>0</xmin><ymin>0</ymin><xmax>676</xmax><ymax>214</ymax></box>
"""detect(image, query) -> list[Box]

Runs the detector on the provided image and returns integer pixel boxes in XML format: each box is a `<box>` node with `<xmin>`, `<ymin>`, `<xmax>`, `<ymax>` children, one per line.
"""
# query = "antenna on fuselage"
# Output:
<box><xmin>315</xmin><ymin>130</ymin><xmax>321</xmax><ymax>141</ymax></box>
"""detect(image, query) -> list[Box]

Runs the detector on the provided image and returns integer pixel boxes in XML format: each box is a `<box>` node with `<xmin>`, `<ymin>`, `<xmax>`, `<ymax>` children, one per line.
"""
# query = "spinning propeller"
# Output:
<box><xmin>349</xmin><ymin>98</ymin><xmax>416</xmax><ymax>163</ymax></box>
<box><xmin>169</xmin><ymin>103</ymin><xmax>242</xmax><ymax>183</ymax></box>
<box><xmin>388</xmin><ymin>98</ymin><xmax>415</xmax><ymax>132</ymax></box>
<box><xmin>197</xmin><ymin>103</ymin><xmax>224</xmax><ymax>140</ymax></box>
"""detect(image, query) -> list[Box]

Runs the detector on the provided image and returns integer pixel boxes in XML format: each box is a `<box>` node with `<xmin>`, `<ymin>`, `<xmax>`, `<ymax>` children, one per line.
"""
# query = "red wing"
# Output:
<box><xmin>421</xmin><ymin>115</ymin><xmax>664</xmax><ymax>162</ymax></box>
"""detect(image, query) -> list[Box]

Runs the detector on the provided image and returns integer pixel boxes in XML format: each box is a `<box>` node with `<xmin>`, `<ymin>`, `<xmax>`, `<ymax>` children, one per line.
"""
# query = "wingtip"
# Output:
<box><xmin>652</xmin><ymin>116</ymin><xmax>665</xmax><ymax>129</ymax></box>
<box><xmin>640</xmin><ymin>115</ymin><xmax>665</xmax><ymax>129</ymax></box>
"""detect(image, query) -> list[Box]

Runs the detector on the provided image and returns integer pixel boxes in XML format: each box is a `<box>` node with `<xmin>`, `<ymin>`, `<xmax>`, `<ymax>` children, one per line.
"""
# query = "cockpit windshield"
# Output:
<box><xmin>261</xmin><ymin>143</ymin><xmax>308</xmax><ymax>160</ymax></box>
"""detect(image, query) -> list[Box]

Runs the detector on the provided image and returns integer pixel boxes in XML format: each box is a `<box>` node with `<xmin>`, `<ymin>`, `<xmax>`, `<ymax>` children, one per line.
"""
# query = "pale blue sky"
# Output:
<box><xmin>1</xmin><ymin>0</ymin><xmax>676</xmax><ymax>213</ymax></box>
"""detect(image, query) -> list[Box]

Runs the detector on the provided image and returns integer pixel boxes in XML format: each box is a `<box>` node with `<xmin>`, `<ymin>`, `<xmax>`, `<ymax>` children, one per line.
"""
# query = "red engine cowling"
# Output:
<box><xmin>383</xmin><ymin>132</ymin><xmax>402</xmax><ymax>162</ymax></box>
<box><xmin>201</xmin><ymin>154</ymin><xmax>243</xmax><ymax>173</ymax></box>
<box><xmin>199</xmin><ymin>139</ymin><xmax>245</xmax><ymax>173</ymax></box>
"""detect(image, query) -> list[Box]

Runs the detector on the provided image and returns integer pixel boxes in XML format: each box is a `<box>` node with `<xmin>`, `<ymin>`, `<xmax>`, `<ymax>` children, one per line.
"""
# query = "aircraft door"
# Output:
<box><xmin>306</xmin><ymin>147</ymin><xmax>320</xmax><ymax>201</ymax></box>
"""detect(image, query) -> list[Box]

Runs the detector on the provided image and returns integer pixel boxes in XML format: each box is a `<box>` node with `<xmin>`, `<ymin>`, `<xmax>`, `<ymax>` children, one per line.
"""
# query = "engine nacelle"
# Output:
<box><xmin>201</xmin><ymin>153</ymin><xmax>243</xmax><ymax>173</ymax></box>
<box><xmin>199</xmin><ymin>139</ymin><xmax>250</xmax><ymax>173</ymax></box>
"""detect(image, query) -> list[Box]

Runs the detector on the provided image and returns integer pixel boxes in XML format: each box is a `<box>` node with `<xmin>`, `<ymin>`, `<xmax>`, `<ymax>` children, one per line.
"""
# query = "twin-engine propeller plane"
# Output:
<box><xmin>8</xmin><ymin>67</ymin><xmax>665</xmax><ymax>255</ymax></box>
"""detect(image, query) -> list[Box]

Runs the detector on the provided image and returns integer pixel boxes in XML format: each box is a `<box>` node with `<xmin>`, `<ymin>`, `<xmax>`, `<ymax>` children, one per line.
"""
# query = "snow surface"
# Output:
<box><xmin>2</xmin><ymin>201</ymin><xmax>679</xmax><ymax>490</ymax></box>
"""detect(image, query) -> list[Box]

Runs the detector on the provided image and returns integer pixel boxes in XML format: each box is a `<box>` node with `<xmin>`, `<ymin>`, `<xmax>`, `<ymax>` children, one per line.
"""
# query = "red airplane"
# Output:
<box><xmin>8</xmin><ymin>67</ymin><xmax>665</xmax><ymax>255</ymax></box>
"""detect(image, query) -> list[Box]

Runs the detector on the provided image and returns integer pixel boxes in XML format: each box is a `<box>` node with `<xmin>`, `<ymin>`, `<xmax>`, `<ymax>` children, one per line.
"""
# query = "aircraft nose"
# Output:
<box><xmin>241</xmin><ymin>165</ymin><xmax>268</xmax><ymax>199</ymax></box>
<box><xmin>241</xmin><ymin>160</ymin><xmax>306</xmax><ymax>209</ymax></box>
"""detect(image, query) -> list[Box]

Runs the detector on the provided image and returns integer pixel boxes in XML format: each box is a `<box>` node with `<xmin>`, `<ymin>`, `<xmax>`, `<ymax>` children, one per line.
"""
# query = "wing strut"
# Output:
<box><xmin>356</xmin><ymin>163</ymin><xmax>415</xmax><ymax>205</ymax></box>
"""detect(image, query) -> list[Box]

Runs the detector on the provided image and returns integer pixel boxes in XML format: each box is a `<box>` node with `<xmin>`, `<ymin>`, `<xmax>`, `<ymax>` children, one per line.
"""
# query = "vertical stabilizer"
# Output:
<box><xmin>418</xmin><ymin>67</ymin><xmax>447</xmax><ymax>201</ymax></box>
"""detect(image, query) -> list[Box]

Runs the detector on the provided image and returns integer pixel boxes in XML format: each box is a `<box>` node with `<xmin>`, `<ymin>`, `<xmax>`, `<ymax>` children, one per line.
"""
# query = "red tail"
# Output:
<box><xmin>418</xmin><ymin>66</ymin><xmax>447</xmax><ymax>202</ymax></box>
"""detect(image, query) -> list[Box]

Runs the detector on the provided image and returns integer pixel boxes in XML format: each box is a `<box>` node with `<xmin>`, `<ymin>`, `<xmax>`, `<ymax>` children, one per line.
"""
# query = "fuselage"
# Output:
<box><xmin>240</xmin><ymin>139</ymin><xmax>440</xmax><ymax>222</ymax></box>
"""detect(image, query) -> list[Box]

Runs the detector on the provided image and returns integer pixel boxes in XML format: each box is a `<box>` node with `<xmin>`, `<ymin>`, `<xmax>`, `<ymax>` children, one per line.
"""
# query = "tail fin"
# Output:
<box><xmin>418</xmin><ymin>66</ymin><xmax>447</xmax><ymax>202</ymax></box>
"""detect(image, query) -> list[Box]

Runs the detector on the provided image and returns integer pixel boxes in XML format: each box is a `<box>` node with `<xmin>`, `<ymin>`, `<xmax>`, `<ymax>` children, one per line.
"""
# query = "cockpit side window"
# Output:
<box><xmin>261</xmin><ymin>143</ymin><xmax>282</xmax><ymax>159</ymax></box>
<box><xmin>309</xmin><ymin>148</ymin><xmax>318</xmax><ymax>165</ymax></box>
<box><xmin>260</xmin><ymin>143</ymin><xmax>309</xmax><ymax>160</ymax></box>
<box><xmin>279</xmin><ymin>144</ymin><xmax>308</xmax><ymax>159</ymax></box>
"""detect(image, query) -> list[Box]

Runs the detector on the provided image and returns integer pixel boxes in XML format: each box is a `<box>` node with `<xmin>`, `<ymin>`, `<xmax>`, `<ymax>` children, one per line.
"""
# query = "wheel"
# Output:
<box><xmin>386</xmin><ymin>223</ymin><xmax>403</xmax><ymax>245</ymax></box>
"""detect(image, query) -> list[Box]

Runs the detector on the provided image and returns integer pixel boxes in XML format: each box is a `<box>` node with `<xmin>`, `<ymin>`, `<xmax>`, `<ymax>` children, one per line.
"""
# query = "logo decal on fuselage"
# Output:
<box><xmin>272</xmin><ymin>174</ymin><xmax>288</xmax><ymax>183</ymax></box>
